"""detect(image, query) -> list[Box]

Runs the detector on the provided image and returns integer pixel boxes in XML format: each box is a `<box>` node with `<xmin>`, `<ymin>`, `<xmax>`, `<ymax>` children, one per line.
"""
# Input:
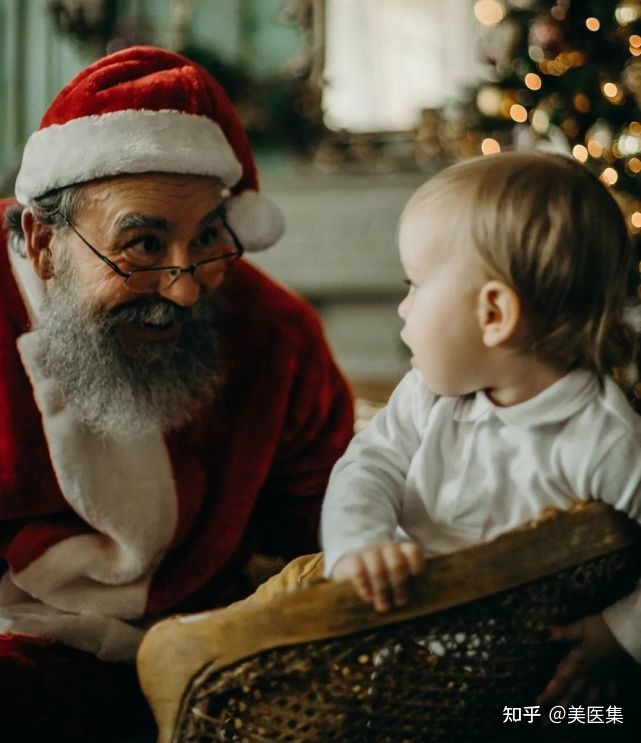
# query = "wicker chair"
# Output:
<box><xmin>137</xmin><ymin>503</ymin><xmax>641</xmax><ymax>742</ymax></box>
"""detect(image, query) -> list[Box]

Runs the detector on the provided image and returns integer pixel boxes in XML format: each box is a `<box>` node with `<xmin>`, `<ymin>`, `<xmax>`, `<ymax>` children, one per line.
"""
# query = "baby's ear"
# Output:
<box><xmin>22</xmin><ymin>209</ymin><xmax>55</xmax><ymax>279</ymax></box>
<box><xmin>477</xmin><ymin>280</ymin><xmax>521</xmax><ymax>348</ymax></box>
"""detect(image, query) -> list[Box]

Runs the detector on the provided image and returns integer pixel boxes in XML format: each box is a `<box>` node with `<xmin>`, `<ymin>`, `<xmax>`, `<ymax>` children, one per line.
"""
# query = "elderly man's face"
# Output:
<box><xmin>50</xmin><ymin>173</ymin><xmax>229</xmax><ymax>356</ymax></box>
<box><xmin>24</xmin><ymin>174</ymin><xmax>232</xmax><ymax>439</ymax></box>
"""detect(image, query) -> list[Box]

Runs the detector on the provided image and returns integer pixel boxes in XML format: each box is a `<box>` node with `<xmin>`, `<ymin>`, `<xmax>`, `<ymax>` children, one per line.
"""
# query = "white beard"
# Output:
<box><xmin>35</xmin><ymin>252</ymin><xmax>225</xmax><ymax>439</ymax></box>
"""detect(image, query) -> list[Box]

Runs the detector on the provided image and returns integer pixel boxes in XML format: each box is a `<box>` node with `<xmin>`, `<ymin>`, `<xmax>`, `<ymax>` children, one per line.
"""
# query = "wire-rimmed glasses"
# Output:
<box><xmin>59</xmin><ymin>202</ymin><xmax>244</xmax><ymax>293</ymax></box>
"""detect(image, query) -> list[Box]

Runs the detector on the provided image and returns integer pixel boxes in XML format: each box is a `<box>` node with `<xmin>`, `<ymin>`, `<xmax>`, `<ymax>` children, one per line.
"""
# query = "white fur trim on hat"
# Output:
<box><xmin>15</xmin><ymin>109</ymin><xmax>243</xmax><ymax>204</ymax></box>
<box><xmin>226</xmin><ymin>190</ymin><xmax>285</xmax><ymax>252</ymax></box>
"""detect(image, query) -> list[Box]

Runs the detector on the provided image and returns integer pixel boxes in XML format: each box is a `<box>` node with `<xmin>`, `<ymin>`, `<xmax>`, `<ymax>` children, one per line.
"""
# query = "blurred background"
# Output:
<box><xmin>2</xmin><ymin>0</ymin><xmax>641</xmax><ymax>400</ymax></box>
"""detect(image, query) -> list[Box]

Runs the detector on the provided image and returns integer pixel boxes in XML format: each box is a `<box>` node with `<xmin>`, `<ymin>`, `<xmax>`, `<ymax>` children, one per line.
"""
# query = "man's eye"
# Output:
<box><xmin>197</xmin><ymin>225</ymin><xmax>223</xmax><ymax>247</ymax></box>
<box><xmin>122</xmin><ymin>237</ymin><xmax>164</xmax><ymax>265</ymax></box>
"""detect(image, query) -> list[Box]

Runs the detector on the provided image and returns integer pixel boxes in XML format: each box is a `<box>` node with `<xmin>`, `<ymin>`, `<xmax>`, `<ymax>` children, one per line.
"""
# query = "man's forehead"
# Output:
<box><xmin>77</xmin><ymin>173</ymin><xmax>226</xmax><ymax>227</ymax></box>
<box><xmin>80</xmin><ymin>172</ymin><xmax>223</xmax><ymax>201</ymax></box>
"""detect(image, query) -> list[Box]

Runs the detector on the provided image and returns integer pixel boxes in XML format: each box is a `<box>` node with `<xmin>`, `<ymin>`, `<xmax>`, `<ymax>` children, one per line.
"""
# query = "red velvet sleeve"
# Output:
<box><xmin>250</xmin><ymin>308</ymin><xmax>354</xmax><ymax>558</ymax></box>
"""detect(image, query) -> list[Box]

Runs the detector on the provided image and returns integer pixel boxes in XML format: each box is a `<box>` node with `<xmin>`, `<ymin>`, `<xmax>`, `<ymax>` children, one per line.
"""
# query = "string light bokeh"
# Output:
<box><xmin>467</xmin><ymin>0</ymin><xmax>641</xmax><ymax>299</ymax></box>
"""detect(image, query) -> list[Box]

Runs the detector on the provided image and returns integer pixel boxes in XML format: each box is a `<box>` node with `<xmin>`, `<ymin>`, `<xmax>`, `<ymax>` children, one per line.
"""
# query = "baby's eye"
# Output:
<box><xmin>121</xmin><ymin>236</ymin><xmax>165</xmax><ymax>266</ymax></box>
<box><xmin>403</xmin><ymin>279</ymin><xmax>417</xmax><ymax>291</ymax></box>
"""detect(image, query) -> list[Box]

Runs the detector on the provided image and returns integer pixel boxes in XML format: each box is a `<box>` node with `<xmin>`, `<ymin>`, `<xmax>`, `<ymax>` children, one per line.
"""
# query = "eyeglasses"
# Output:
<box><xmin>59</xmin><ymin>201</ymin><xmax>244</xmax><ymax>293</ymax></box>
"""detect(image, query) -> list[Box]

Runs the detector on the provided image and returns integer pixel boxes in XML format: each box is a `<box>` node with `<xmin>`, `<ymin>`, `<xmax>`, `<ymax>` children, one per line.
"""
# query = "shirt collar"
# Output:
<box><xmin>452</xmin><ymin>369</ymin><xmax>601</xmax><ymax>426</ymax></box>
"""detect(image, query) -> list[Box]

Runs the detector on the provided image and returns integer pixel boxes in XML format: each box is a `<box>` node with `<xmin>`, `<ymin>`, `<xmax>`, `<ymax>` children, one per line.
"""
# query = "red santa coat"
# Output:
<box><xmin>0</xmin><ymin>199</ymin><xmax>353</xmax><ymax>660</ymax></box>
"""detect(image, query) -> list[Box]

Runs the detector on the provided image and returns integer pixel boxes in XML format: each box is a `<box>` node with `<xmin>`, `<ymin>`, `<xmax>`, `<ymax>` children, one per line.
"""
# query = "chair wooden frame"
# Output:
<box><xmin>137</xmin><ymin>502</ymin><xmax>641</xmax><ymax>742</ymax></box>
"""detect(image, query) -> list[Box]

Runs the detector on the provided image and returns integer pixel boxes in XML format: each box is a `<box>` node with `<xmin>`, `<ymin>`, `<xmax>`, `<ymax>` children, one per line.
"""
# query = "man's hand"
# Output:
<box><xmin>331</xmin><ymin>541</ymin><xmax>425</xmax><ymax>612</ymax></box>
<box><xmin>536</xmin><ymin>613</ymin><xmax>631</xmax><ymax>709</ymax></box>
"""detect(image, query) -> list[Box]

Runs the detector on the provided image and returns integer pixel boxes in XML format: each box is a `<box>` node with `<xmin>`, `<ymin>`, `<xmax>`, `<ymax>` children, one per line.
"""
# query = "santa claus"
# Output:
<box><xmin>0</xmin><ymin>45</ymin><xmax>353</xmax><ymax>741</ymax></box>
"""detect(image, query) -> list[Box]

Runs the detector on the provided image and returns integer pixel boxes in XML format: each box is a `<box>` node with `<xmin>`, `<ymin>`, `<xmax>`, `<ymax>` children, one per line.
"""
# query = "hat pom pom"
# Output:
<box><xmin>225</xmin><ymin>190</ymin><xmax>285</xmax><ymax>252</ymax></box>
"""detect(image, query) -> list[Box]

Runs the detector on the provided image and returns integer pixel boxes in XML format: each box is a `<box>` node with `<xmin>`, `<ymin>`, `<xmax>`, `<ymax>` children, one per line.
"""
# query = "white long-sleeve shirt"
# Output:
<box><xmin>321</xmin><ymin>368</ymin><xmax>641</xmax><ymax>662</ymax></box>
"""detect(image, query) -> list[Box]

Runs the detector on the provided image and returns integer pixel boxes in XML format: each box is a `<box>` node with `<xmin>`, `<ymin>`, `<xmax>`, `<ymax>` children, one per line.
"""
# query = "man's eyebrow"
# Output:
<box><xmin>113</xmin><ymin>203</ymin><xmax>225</xmax><ymax>234</ymax></box>
<box><xmin>197</xmin><ymin>203</ymin><xmax>226</xmax><ymax>229</ymax></box>
<box><xmin>113</xmin><ymin>214</ymin><xmax>174</xmax><ymax>233</ymax></box>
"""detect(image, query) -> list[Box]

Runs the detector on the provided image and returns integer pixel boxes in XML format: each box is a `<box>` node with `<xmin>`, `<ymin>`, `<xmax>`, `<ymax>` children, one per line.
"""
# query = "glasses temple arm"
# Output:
<box><xmin>59</xmin><ymin>215</ymin><xmax>131</xmax><ymax>279</ymax></box>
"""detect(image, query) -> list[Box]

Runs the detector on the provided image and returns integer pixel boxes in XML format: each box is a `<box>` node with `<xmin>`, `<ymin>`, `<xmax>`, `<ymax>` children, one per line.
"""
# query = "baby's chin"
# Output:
<box><xmin>418</xmin><ymin>372</ymin><xmax>470</xmax><ymax>398</ymax></box>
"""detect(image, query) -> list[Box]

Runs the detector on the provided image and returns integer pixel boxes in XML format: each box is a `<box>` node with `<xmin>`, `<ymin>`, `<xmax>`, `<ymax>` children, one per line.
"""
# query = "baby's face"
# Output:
<box><xmin>397</xmin><ymin>205</ymin><xmax>488</xmax><ymax>397</ymax></box>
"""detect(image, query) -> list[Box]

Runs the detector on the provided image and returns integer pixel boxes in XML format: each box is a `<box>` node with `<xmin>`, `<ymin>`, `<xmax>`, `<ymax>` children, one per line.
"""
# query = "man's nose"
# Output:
<box><xmin>157</xmin><ymin>271</ymin><xmax>201</xmax><ymax>307</ymax></box>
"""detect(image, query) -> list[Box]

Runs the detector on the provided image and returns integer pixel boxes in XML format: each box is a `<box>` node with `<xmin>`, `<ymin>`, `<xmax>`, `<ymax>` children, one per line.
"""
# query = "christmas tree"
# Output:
<box><xmin>464</xmin><ymin>0</ymin><xmax>641</xmax><ymax>297</ymax></box>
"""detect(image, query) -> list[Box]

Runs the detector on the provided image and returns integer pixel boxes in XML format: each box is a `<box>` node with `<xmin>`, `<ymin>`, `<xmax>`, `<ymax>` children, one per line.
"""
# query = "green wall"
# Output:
<box><xmin>0</xmin><ymin>0</ymin><xmax>302</xmax><ymax>195</ymax></box>
<box><xmin>0</xmin><ymin>0</ymin><xmax>91</xmax><ymax>190</ymax></box>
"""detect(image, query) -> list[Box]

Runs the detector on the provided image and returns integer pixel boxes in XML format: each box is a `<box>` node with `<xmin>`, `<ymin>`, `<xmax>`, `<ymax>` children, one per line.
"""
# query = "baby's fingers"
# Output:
<box><xmin>361</xmin><ymin>549</ymin><xmax>394</xmax><ymax>612</ymax></box>
<box><xmin>332</xmin><ymin>554</ymin><xmax>374</xmax><ymax>604</ymax></box>
<box><xmin>537</xmin><ymin>647</ymin><xmax>585</xmax><ymax>707</ymax></box>
<box><xmin>380</xmin><ymin>543</ymin><xmax>412</xmax><ymax>608</ymax></box>
<box><xmin>382</xmin><ymin>542</ymin><xmax>425</xmax><ymax>608</ymax></box>
<box><xmin>548</xmin><ymin>621</ymin><xmax>584</xmax><ymax>644</ymax></box>
<box><xmin>398</xmin><ymin>541</ymin><xmax>425</xmax><ymax>576</ymax></box>
<box><xmin>331</xmin><ymin>542</ymin><xmax>425</xmax><ymax>613</ymax></box>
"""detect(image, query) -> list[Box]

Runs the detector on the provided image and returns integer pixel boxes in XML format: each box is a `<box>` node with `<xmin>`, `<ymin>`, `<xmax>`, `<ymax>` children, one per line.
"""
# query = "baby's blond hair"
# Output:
<box><xmin>404</xmin><ymin>151</ymin><xmax>633</xmax><ymax>376</ymax></box>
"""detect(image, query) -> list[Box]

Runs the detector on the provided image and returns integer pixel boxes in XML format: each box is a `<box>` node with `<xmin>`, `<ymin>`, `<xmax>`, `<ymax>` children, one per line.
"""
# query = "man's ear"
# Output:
<box><xmin>21</xmin><ymin>209</ymin><xmax>55</xmax><ymax>279</ymax></box>
<box><xmin>477</xmin><ymin>280</ymin><xmax>521</xmax><ymax>348</ymax></box>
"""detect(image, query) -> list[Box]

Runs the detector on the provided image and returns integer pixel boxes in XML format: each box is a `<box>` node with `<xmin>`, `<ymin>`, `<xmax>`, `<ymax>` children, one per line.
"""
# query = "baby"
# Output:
<box><xmin>321</xmin><ymin>151</ymin><xmax>641</xmax><ymax>707</ymax></box>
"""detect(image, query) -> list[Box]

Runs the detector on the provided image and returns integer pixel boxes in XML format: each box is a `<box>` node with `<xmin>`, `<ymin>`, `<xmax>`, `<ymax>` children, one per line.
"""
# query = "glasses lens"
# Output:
<box><xmin>125</xmin><ymin>269</ymin><xmax>177</xmax><ymax>293</ymax></box>
<box><xmin>193</xmin><ymin>251</ymin><xmax>241</xmax><ymax>284</ymax></box>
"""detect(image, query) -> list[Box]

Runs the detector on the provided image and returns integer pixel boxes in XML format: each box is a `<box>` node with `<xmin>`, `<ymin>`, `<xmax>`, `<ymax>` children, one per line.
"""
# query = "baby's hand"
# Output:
<box><xmin>331</xmin><ymin>541</ymin><xmax>425</xmax><ymax>612</ymax></box>
<box><xmin>536</xmin><ymin>613</ymin><xmax>632</xmax><ymax>709</ymax></box>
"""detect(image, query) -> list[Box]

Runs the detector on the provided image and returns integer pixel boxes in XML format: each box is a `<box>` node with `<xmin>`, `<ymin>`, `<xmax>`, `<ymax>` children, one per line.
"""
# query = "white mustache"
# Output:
<box><xmin>106</xmin><ymin>298</ymin><xmax>213</xmax><ymax>327</ymax></box>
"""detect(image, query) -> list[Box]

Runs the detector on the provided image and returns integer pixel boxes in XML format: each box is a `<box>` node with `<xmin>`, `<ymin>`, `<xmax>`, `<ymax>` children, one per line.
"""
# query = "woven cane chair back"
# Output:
<box><xmin>138</xmin><ymin>503</ymin><xmax>641</xmax><ymax>743</ymax></box>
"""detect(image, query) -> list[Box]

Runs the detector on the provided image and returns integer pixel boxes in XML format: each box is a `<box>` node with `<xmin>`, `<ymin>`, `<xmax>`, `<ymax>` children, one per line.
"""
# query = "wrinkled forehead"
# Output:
<box><xmin>75</xmin><ymin>173</ymin><xmax>227</xmax><ymax>223</ymax></box>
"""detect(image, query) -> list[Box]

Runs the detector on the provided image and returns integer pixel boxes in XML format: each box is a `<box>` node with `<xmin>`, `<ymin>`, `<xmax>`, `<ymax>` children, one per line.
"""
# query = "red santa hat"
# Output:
<box><xmin>15</xmin><ymin>45</ymin><xmax>284</xmax><ymax>251</ymax></box>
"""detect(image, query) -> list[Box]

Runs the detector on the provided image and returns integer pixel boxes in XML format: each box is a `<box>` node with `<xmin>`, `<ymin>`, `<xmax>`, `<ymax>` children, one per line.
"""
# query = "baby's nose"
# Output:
<box><xmin>398</xmin><ymin>297</ymin><xmax>408</xmax><ymax>320</ymax></box>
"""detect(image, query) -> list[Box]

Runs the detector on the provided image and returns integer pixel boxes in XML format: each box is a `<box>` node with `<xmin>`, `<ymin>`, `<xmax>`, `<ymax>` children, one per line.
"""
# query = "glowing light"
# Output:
<box><xmin>630</xmin><ymin>45</ymin><xmax>641</xmax><ymax>56</ymax></box>
<box><xmin>509</xmin><ymin>104</ymin><xmax>528</xmax><ymax>123</ymax></box>
<box><xmin>586</xmin><ymin>17</ymin><xmax>600</xmax><ymax>31</ymax></box>
<box><xmin>524</xmin><ymin>73</ymin><xmax>542</xmax><ymax>90</ymax></box>
<box><xmin>476</xmin><ymin>86</ymin><xmax>504</xmax><ymax>116</ymax></box>
<box><xmin>618</xmin><ymin>134</ymin><xmax>641</xmax><ymax>155</ymax></box>
<box><xmin>587</xmin><ymin>139</ymin><xmax>604</xmax><ymax>158</ymax></box>
<box><xmin>573</xmin><ymin>93</ymin><xmax>590</xmax><ymax>113</ymax></box>
<box><xmin>481</xmin><ymin>138</ymin><xmax>501</xmax><ymax>155</ymax></box>
<box><xmin>601</xmin><ymin>167</ymin><xmax>618</xmax><ymax>185</ymax></box>
<box><xmin>591</xmin><ymin>128</ymin><xmax>612</xmax><ymax>149</ymax></box>
<box><xmin>603</xmin><ymin>82</ymin><xmax>619</xmax><ymax>98</ymax></box>
<box><xmin>616</xmin><ymin>6</ymin><xmax>638</xmax><ymax>24</ymax></box>
<box><xmin>532</xmin><ymin>109</ymin><xmax>549</xmax><ymax>133</ymax></box>
<box><xmin>474</xmin><ymin>0</ymin><xmax>505</xmax><ymax>26</ymax></box>
<box><xmin>538</xmin><ymin>52</ymin><xmax>585</xmax><ymax>77</ymax></box>
<box><xmin>632</xmin><ymin>212</ymin><xmax>641</xmax><ymax>228</ymax></box>
<box><xmin>572</xmin><ymin>144</ymin><xmax>589</xmax><ymax>162</ymax></box>
<box><xmin>528</xmin><ymin>45</ymin><xmax>544</xmax><ymax>63</ymax></box>
<box><xmin>630</xmin><ymin>35</ymin><xmax>641</xmax><ymax>48</ymax></box>
<box><xmin>628</xmin><ymin>157</ymin><xmax>641</xmax><ymax>173</ymax></box>
<box><xmin>630</xmin><ymin>121</ymin><xmax>641</xmax><ymax>135</ymax></box>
